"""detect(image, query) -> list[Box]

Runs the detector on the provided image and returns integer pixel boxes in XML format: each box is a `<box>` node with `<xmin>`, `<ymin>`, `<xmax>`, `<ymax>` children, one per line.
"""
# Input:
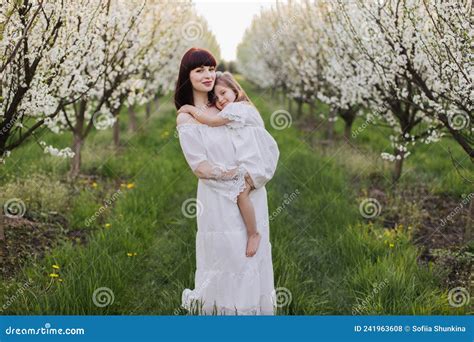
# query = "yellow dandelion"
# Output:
<box><xmin>389</xmin><ymin>243</ymin><xmax>395</xmax><ymax>248</ymax></box>
<box><xmin>126</xmin><ymin>183</ymin><xmax>135</xmax><ymax>189</ymax></box>
<box><xmin>133</xmin><ymin>252</ymin><xmax>137</xmax><ymax>256</ymax></box>
<box><xmin>58</xmin><ymin>279</ymin><xmax>63</xmax><ymax>282</ymax></box>
<box><xmin>105</xmin><ymin>223</ymin><xmax>112</xmax><ymax>229</ymax></box>
<box><xmin>52</xmin><ymin>264</ymin><xmax>60</xmax><ymax>270</ymax></box>
<box><xmin>49</xmin><ymin>273</ymin><xmax>59</xmax><ymax>278</ymax></box>
<box><xmin>127</xmin><ymin>252</ymin><xmax>133</xmax><ymax>257</ymax></box>
<box><xmin>92</xmin><ymin>182</ymin><xmax>98</xmax><ymax>188</ymax></box>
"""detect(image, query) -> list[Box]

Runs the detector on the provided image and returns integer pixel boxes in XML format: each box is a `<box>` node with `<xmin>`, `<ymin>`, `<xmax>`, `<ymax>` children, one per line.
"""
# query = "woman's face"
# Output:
<box><xmin>189</xmin><ymin>65</ymin><xmax>216</xmax><ymax>93</ymax></box>
<box><xmin>214</xmin><ymin>84</ymin><xmax>236</xmax><ymax>110</ymax></box>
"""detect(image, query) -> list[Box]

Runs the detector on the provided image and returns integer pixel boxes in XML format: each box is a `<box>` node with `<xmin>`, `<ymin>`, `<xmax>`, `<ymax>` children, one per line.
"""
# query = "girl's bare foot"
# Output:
<box><xmin>246</xmin><ymin>232</ymin><xmax>261</xmax><ymax>257</ymax></box>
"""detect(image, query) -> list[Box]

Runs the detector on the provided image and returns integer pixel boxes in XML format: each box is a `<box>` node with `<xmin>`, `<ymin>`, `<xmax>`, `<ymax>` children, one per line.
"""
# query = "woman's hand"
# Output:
<box><xmin>177</xmin><ymin>105</ymin><xmax>198</xmax><ymax>117</ymax></box>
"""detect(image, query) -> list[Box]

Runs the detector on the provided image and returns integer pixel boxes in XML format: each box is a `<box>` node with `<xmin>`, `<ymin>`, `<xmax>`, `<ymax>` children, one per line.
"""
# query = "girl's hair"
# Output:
<box><xmin>215</xmin><ymin>71</ymin><xmax>254</xmax><ymax>106</ymax></box>
<box><xmin>174</xmin><ymin>47</ymin><xmax>217</xmax><ymax>109</ymax></box>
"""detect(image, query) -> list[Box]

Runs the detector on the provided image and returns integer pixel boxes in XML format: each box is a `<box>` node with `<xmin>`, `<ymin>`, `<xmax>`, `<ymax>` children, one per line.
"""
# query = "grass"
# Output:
<box><xmin>0</xmin><ymin>80</ymin><xmax>470</xmax><ymax>315</ymax></box>
<box><xmin>329</xmin><ymin>109</ymin><xmax>471</xmax><ymax>196</ymax></box>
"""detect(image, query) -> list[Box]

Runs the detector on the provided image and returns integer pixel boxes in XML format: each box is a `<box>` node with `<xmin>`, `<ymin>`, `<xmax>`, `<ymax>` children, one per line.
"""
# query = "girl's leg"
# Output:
<box><xmin>237</xmin><ymin>179</ymin><xmax>261</xmax><ymax>257</ymax></box>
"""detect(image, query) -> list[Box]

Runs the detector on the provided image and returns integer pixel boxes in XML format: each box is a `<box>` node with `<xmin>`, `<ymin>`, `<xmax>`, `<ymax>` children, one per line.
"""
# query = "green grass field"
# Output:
<box><xmin>0</xmin><ymin>79</ymin><xmax>471</xmax><ymax>315</ymax></box>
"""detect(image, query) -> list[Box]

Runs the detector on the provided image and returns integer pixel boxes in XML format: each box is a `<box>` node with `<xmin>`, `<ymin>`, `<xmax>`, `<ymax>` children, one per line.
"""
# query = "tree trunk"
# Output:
<box><xmin>344</xmin><ymin>121</ymin><xmax>353</xmax><ymax>141</ymax></box>
<box><xmin>69</xmin><ymin>133</ymin><xmax>84</xmax><ymax>179</ymax></box>
<box><xmin>152</xmin><ymin>93</ymin><xmax>160</xmax><ymax>117</ymax></box>
<box><xmin>467</xmin><ymin>197</ymin><xmax>474</xmax><ymax>244</ymax></box>
<box><xmin>69</xmin><ymin>100</ymin><xmax>86</xmax><ymax>179</ymax></box>
<box><xmin>0</xmin><ymin>214</ymin><xmax>6</xmax><ymax>268</ymax></box>
<box><xmin>327</xmin><ymin>108</ymin><xmax>336</xmax><ymax>142</ymax></box>
<box><xmin>288</xmin><ymin>97</ymin><xmax>293</xmax><ymax>113</ymax></box>
<box><xmin>145</xmin><ymin>101</ymin><xmax>152</xmax><ymax>119</ymax></box>
<box><xmin>297</xmin><ymin>99</ymin><xmax>303</xmax><ymax>118</ymax></box>
<box><xmin>340</xmin><ymin>107</ymin><xmax>357</xmax><ymax>142</ymax></box>
<box><xmin>113</xmin><ymin>116</ymin><xmax>120</xmax><ymax>149</ymax></box>
<box><xmin>128</xmin><ymin>105</ymin><xmax>137</xmax><ymax>132</ymax></box>
<box><xmin>393</xmin><ymin>149</ymin><xmax>405</xmax><ymax>182</ymax></box>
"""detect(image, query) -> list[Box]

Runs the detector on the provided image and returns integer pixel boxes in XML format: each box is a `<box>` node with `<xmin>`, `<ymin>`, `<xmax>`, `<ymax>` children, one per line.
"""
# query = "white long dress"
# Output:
<box><xmin>177</xmin><ymin>103</ymin><xmax>280</xmax><ymax>315</ymax></box>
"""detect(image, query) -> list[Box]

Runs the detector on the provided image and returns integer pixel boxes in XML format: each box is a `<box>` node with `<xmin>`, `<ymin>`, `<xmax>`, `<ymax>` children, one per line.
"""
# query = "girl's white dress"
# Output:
<box><xmin>177</xmin><ymin>102</ymin><xmax>280</xmax><ymax>315</ymax></box>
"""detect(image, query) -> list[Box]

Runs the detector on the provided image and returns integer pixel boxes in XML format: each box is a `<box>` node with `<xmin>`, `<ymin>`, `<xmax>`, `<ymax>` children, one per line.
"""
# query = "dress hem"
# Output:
<box><xmin>181</xmin><ymin>288</ymin><xmax>277</xmax><ymax>316</ymax></box>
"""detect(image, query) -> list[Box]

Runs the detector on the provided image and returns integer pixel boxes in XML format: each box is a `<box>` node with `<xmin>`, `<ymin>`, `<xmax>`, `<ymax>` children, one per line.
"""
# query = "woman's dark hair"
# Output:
<box><xmin>174</xmin><ymin>47</ymin><xmax>217</xmax><ymax>109</ymax></box>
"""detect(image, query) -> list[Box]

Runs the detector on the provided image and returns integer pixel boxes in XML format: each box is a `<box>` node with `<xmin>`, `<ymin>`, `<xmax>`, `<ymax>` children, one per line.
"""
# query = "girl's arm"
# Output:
<box><xmin>194</xmin><ymin>113</ymin><xmax>231</xmax><ymax>127</ymax></box>
<box><xmin>177</xmin><ymin>104</ymin><xmax>230</xmax><ymax>127</ymax></box>
<box><xmin>192</xmin><ymin>108</ymin><xmax>231</xmax><ymax>127</ymax></box>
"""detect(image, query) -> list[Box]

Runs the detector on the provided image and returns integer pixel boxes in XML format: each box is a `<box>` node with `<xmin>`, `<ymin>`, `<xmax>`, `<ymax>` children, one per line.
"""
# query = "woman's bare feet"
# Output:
<box><xmin>246</xmin><ymin>231</ymin><xmax>261</xmax><ymax>257</ymax></box>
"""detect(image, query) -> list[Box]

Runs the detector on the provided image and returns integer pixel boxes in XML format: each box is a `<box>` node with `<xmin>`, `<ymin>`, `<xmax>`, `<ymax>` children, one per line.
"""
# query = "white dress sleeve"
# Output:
<box><xmin>218</xmin><ymin>102</ymin><xmax>280</xmax><ymax>189</ymax></box>
<box><xmin>233</xmin><ymin>127</ymin><xmax>279</xmax><ymax>189</ymax></box>
<box><xmin>177</xmin><ymin>123</ymin><xmax>248</xmax><ymax>202</ymax></box>
<box><xmin>217</xmin><ymin>102</ymin><xmax>264</xmax><ymax>128</ymax></box>
<box><xmin>177</xmin><ymin>123</ymin><xmax>240</xmax><ymax>180</ymax></box>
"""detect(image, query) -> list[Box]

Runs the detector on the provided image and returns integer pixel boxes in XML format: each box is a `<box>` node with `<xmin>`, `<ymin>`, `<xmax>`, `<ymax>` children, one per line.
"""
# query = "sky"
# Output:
<box><xmin>193</xmin><ymin>0</ymin><xmax>277</xmax><ymax>61</ymax></box>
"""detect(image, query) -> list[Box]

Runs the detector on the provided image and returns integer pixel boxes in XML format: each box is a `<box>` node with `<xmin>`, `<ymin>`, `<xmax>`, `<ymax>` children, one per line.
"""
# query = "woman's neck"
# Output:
<box><xmin>193</xmin><ymin>91</ymin><xmax>209</xmax><ymax>107</ymax></box>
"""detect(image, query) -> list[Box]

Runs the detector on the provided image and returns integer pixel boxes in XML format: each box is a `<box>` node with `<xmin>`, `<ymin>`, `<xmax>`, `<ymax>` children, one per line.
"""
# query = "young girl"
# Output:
<box><xmin>177</xmin><ymin>71</ymin><xmax>279</xmax><ymax>258</ymax></box>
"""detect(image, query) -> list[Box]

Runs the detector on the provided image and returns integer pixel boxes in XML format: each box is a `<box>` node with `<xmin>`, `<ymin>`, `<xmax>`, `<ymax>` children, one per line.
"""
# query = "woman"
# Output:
<box><xmin>175</xmin><ymin>47</ymin><xmax>278</xmax><ymax>315</ymax></box>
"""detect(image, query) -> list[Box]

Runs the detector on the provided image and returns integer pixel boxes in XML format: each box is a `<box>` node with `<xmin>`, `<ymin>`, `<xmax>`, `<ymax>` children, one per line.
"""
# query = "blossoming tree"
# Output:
<box><xmin>237</xmin><ymin>0</ymin><xmax>472</xmax><ymax>181</ymax></box>
<box><xmin>1</xmin><ymin>0</ymin><xmax>220</xmax><ymax>178</ymax></box>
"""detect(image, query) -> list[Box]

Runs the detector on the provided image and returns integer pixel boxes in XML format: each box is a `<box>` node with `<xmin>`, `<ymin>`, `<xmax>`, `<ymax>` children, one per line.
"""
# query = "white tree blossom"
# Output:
<box><xmin>1</xmin><ymin>0</ymin><xmax>221</xmax><ymax>176</ymax></box>
<box><xmin>237</xmin><ymin>0</ymin><xmax>473</xmax><ymax>180</ymax></box>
